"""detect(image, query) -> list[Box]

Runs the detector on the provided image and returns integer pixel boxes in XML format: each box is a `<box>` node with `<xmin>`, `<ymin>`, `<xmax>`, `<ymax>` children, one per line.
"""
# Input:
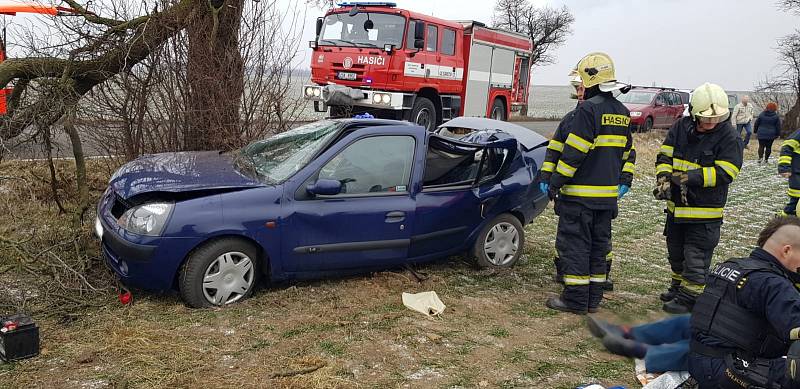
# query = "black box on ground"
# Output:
<box><xmin>0</xmin><ymin>314</ymin><xmax>39</xmax><ymax>362</ymax></box>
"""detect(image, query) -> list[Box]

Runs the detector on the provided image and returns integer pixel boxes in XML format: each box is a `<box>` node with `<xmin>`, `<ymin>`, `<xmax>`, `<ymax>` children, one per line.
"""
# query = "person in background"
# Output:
<box><xmin>731</xmin><ymin>95</ymin><xmax>755</xmax><ymax>148</ymax></box>
<box><xmin>754</xmin><ymin>102</ymin><xmax>782</xmax><ymax>163</ymax></box>
<box><xmin>586</xmin><ymin>315</ymin><xmax>691</xmax><ymax>373</ymax></box>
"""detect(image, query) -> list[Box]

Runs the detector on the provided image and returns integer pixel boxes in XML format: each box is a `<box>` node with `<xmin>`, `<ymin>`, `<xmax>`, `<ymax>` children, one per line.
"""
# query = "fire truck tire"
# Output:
<box><xmin>409</xmin><ymin>97</ymin><xmax>437</xmax><ymax>132</ymax></box>
<box><xmin>490</xmin><ymin>99</ymin><xmax>506</xmax><ymax>121</ymax></box>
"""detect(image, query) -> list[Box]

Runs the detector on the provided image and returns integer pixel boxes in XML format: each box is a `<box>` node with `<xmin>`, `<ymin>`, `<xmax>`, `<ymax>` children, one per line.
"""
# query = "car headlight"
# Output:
<box><xmin>304</xmin><ymin>87</ymin><xmax>313</xmax><ymax>97</ymax></box>
<box><xmin>381</xmin><ymin>94</ymin><xmax>391</xmax><ymax>104</ymax></box>
<box><xmin>630</xmin><ymin>111</ymin><xmax>642</xmax><ymax>117</ymax></box>
<box><xmin>312</xmin><ymin>88</ymin><xmax>321</xmax><ymax>97</ymax></box>
<box><xmin>119</xmin><ymin>202</ymin><xmax>174</xmax><ymax>236</ymax></box>
<box><xmin>372</xmin><ymin>93</ymin><xmax>382</xmax><ymax>103</ymax></box>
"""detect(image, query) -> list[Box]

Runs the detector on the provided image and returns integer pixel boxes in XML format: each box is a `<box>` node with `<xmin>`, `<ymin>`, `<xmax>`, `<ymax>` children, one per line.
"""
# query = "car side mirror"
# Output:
<box><xmin>306</xmin><ymin>179</ymin><xmax>342</xmax><ymax>196</ymax></box>
<box><xmin>414</xmin><ymin>39</ymin><xmax>425</xmax><ymax>49</ymax></box>
<box><xmin>315</xmin><ymin>17</ymin><xmax>323</xmax><ymax>38</ymax></box>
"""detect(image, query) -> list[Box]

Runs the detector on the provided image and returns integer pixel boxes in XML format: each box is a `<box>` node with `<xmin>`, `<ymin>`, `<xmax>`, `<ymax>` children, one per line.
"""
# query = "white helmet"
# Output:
<box><xmin>690</xmin><ymin>83</ymin><xmax>729</xmax><ymax>124</ymax></box>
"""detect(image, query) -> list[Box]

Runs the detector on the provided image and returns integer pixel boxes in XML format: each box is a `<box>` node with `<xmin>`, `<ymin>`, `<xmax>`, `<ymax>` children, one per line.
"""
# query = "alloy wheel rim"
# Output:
<box><xmin>484</xmin><ymin>222</ymin><xmax>519</xmax><ymax>266</ymax></box>
<box><xmin>202</xmin><ymin>251</ymin><xmax>254</xmax><ymax>305</ymax></box>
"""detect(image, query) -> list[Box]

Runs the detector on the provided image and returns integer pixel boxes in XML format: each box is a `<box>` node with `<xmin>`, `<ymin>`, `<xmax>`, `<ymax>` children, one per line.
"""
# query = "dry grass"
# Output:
<box><xmin>0</xmin><ymin>134</ymin><xmax>787</xmax><ymax>388</ymax></box>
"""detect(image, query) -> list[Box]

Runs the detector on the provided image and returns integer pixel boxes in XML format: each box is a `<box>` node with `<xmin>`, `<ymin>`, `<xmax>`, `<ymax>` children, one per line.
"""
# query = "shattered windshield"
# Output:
<box><xmin>236</xmin><ymin>120</ymin><xmax>340</xmax><ymax>183</ymax></box>
<box><xmin>319</xmin><ymin>12</ymin><xmax>405</xmax><ymax>48</ymax></box>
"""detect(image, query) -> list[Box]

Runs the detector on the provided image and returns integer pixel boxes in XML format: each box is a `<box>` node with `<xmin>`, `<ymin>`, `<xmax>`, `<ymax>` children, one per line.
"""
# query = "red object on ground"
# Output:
<box><xmin>118</xmin><ymin>291</ymin><xmax>132</xmax><ymax>305</ymax></box>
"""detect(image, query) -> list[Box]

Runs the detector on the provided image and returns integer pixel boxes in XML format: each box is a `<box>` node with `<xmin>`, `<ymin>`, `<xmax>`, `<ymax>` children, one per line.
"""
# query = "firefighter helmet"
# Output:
<box><xmin>690</xmin><ymin>83</ymin><xmax>729</xmax><ymax>123</ymax></box>
<box><xmin>576</xmin><ymin>52</ymin><xmax>627</xmax><ymax>92</ymax></box>
<box><xmin>569</xmin><ymin>68</ymin><xmax>582</xmax><ymax>87</ymax></box>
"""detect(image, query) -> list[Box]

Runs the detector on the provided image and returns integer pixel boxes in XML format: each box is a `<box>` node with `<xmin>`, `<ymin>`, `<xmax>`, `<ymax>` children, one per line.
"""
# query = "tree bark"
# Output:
<box><xmin>184</xmin><ymin>0</ymin><xmax>245</xmax><ymax>151</ymax></box>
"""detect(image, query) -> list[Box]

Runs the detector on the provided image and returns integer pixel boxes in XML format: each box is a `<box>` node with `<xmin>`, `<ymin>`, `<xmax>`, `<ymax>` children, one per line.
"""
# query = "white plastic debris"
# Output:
<box><xmin>402</xmin><ymin>291</ymin><xmax>446</xmax><ymax>317</ymax></box>
<box><xmin>643</xmin><ymin>371</ymin><xmax>691</xmax><ymax>389</ymax></box>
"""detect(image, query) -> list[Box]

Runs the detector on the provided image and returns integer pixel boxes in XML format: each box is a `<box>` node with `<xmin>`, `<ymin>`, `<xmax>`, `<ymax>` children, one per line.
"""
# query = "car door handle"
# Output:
<box><xmin>385</xmin><ymin>211</ymin><xmax>405</xmax><ymax>223</ymax></box>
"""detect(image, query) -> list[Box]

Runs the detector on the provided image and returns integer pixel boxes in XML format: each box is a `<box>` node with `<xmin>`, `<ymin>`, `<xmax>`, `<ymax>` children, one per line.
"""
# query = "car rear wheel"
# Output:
<box><xmin>473</xmin><ymin>213</ymin><xmax>524</xmax><ymax>268</ymax></box>
<box><xmin>179</xmin><ymin>238</ymin><xmax>260</xmax><ymax>308</ymax></box>
<box><xmin>490</xmin><ymin>99</ymin><xmax>506</xmax><ymax>121</ymax></box>
<box><xmin>642</xmin><ymin>117</ymin><xmax>654</xmax><ymax>132</ymax></box>
<box><xmin>410</xmin><ymin>97</ymin><xmax>437</xmax><ymax>132</ymax></box>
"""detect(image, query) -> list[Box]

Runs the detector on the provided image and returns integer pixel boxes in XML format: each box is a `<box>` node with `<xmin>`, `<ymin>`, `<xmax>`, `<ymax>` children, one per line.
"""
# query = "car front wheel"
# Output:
<box><xmin>642</xmin><ymin>117</ymin><xmax>654</xmax><ymax>132</ymax></box>
<box><xmin>179</xmin><ymin>238</ymin><xmax>260</xmax><ymax>308</ymax></box>
<box><xmin>473</xmin><ymin>213</ymin><xmax>524</xmax><ymax>268</ymax></box>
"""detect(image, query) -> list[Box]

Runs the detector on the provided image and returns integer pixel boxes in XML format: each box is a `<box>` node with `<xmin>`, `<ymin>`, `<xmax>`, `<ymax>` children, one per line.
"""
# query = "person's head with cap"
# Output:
<box><xmin>576</xmin><ymin>52</ymin><xmax>629</xmax><ymax>98</ymax></box>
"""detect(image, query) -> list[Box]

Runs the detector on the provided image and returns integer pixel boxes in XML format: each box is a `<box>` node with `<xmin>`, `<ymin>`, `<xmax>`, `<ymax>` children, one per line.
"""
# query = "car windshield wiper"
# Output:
<box><xmin>322</xmin><ymin>39</ymin><xmax>357</xmax><ymax>47</ymax></box>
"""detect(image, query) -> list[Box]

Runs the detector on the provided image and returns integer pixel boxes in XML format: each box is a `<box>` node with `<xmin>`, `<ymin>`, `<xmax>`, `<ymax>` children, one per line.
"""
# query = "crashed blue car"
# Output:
<box><xmin>95</xmin><ymin>119</ymin><xmax>548</xmax><ymax>307</ymax></box>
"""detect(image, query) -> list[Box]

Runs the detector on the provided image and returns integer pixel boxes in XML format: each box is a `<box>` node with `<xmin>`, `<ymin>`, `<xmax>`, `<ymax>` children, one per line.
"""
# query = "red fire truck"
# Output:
<box><xmin>302</xmin><ymin>2</ymin><xmax>533</xmax><ymax>131</ymax></box>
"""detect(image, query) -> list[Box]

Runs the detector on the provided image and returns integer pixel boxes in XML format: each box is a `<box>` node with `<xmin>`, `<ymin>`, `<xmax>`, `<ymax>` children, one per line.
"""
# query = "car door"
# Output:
<box><xmin>669</xmin><ymin>92</ymin><xmax>683</xmax><ymax>124</ymax></box>
<box><xmin>653</xmin><ymin>93</ymin><xmax>669</xmax><ymax>127</ymax></box>
<box><xmin>409</xmin><ymin>135</ymin><xmax>515</xmax><ymax>259</ymax></box>
<box><xmin>282</xmin><ymin>133</ymin><xmax>418</xmax><ymax>272</ymax></box>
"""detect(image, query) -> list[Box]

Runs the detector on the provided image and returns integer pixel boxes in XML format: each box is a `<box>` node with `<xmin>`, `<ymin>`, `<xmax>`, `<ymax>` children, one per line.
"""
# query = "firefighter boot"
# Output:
<box><xmin>662</xmin><ymin>287</ymin><xmax>697</xmax><ymax>314</ymax></box>
<box><xmin>546</xmin><ymin>296</ymin><xmax>586</xmax><ymax>315</ymax></box>
<box><xmin>552</xmin><ymin>257</ymin><xmax>564</xmax><ymax>284</ymax></box>
<box><xmin>659</xmin><ymin>278</ymin><xmax>681</xmax><ymax>302</ymax></box>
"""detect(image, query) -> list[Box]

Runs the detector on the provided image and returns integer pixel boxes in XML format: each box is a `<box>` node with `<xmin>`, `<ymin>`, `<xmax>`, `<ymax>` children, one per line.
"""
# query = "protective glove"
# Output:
<box><xmin>539</xmin><ymin>182</ymin><xmax>549</xmax><ymax>195</ymax></box>
<box><xmin>653</xmin><ymin>175</ymin><xmax>671</xmax><ymax>200</ymax></box>
<box><xmin>670</xmin><ymin>171</ymin><xmax>688</xmax><ymax>186</ymax></box>
<box><xmin>788</xmin><ymin>340</ymin><xmax>800</xmax><ymax>383</ymax></box>
<box><xmin>547</xmin><ymin>185</ymin><xmax>559</xmax><ymax>201</ymax></box>
<box><xmin>618</xmin><ymin>184</ymin><xmax>630</xmax><ymax>199</ymax></box>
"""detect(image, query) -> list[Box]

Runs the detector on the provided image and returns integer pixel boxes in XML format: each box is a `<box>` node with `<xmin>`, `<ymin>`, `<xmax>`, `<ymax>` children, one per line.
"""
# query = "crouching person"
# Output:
<box><xmin>689</xmin><ymin>216</ymin><xmax>800</xmax><ymax>388</ymax></box>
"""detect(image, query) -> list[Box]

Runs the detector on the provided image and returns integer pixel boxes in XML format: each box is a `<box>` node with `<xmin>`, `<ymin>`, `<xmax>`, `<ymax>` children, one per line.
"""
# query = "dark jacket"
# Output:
<box><xmin>540</xmin><ymin>104</ymin><xmax>578</xmax><ymax>183</ymax></box>
<box><xmin>754</xmin><ymin>110</ymin><xmax>781</xmax><ymax>140</ymax></box>
<box><xmin>691</xmin><ymin>248</ymin><xmax>800</xmax><ymax>358</ymax></box>
<box><xmin>779</xmin><ymin>129</ymin><xmax>800</xmax><ymax>196</ymax></box>
<box><xmin>655</xmin><ymin>117</ymin><xmax>743</xmax><ymax>223</ymax></box>
<box><xmin>548</xmin><ymin>93</ymin><xmax>635</xmax><ymax>211</ymax></box>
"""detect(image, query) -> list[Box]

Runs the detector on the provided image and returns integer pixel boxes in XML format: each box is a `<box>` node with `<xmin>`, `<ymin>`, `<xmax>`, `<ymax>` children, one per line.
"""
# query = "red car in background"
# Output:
<box><xmin>617</xmin><ymin>87</ymin><xmax>685</xmax><ymax>131</ymax></box>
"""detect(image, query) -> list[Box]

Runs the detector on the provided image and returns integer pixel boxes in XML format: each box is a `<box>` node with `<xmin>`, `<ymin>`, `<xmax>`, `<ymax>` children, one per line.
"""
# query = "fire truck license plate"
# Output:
<box><xmin>336</xmin><ymin>71</ymin><xmax>357</xmax><ymax>80</ymax></box>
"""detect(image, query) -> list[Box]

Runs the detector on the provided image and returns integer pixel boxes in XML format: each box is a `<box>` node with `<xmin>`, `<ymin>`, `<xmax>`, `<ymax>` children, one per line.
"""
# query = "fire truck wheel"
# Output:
<box><xmin>490</xmin><ymin>99</ymin><xmax>506</xmax><ymax>121</ymax></box>
<box><xmin>410</xmin><ymin>97</ymin><xmax>437</xmax><ymax>132</ymax></box>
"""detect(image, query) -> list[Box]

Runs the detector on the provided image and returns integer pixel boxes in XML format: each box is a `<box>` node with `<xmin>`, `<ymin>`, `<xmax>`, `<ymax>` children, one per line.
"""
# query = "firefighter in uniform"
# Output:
<box><xmin>542</xmin><ymin>70</ymin><xmax>625</xmax><ymax>291</ymax></box>
<box><xmin>779</xmin><ymin>129</ymin><xmax>800</xmax><ymax>216</ymax></box>
<box><xmin>654</xmin><ymin>82</ymin><xmax>743</xmax><ymax>314</ymax></box>
<box><xmin>688</xmin><ymin>216</ymin><xmax>800</xmax><ymax>389</ymax></box>
<box><xmin>545</xmin><ymin>52</ymin><xmax>635</xmax><ymax>314</ymax></box>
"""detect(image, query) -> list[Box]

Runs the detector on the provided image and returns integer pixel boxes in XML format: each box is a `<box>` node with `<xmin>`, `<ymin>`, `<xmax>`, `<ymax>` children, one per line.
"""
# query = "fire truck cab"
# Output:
<box><xmin>303</xmin><ymin>2</ymin><xmax>533</xmax><ymax>131</ymax></box>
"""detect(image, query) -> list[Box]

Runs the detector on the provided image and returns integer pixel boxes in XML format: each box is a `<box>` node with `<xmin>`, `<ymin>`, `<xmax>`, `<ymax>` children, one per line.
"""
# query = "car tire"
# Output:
<box><xmin>179</xmin><ymin>238</ymin><xmax>260</xmax><ymax>308</ymax></box>
<box><xmin>490</xmin><ymin>99</ymin><xmax>506</xmax><ymax>121</ymax></box>
<box><xmin>642</xmin><ymin>117</ymin><xmax>654</xmax><ymax>132</ymax></box>
<box><xmin>409</xmin><ymin>97</ymin><xmax>437</xmax><ymax>132</ymax></box>
<box><xmin>472</xmin><ymin>213</ymin><xmax>524</xmax><ymax>268</ymax></box>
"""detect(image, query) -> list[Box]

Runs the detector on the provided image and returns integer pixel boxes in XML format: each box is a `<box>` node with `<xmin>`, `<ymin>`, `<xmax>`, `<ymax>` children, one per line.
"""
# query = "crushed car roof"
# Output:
<box><xmin>438</xmin><ymin>117</ymin><xmax>547</xmax><ymax>150</ymax></box>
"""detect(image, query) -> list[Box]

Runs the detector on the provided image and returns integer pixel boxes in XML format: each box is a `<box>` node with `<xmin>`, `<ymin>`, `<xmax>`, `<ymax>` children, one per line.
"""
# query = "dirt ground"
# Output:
<box><xmin>0</xmin><ymin>134</ymin><xmax>785</xmax><ymax>388</ymax></box>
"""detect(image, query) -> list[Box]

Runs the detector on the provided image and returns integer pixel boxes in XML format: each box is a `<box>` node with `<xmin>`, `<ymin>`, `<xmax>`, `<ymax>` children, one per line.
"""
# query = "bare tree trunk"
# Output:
<box><xmin>42</xmin><ymin>125</ymin><xmax>67</xmax><ymax>214</ymax></box>
<box><xmin>184</xmin><ymin>0</ymin><xmax>245</xmax><ymax>151</ymax></box>
<box><xmin>64</xmin><ymin>107</ymin><xmax>89</xmax><ymax>228</ymax></box>
<box><xmin>785</xmin><ymin>99</ymin><xmax>800</xmax><ymax>137</ymax></box>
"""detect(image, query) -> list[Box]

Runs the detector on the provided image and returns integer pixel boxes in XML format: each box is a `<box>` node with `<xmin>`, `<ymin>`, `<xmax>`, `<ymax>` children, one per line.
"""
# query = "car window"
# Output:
<box><xmin>318</xmin><ymin>136</ymin><xmax>415</xmax><ymax>195</ymax></box>
<box><xmin>617</xmin><ymin>91</ymin><xmax>655</xmax><ymax>105</ymax></box>
<box><xmin>655</xmin><ymin>94</ymin><xmax>667</xmax><ymax>106</ymax></box>
<box><xmin>442</xmin><ymin>28</ymin><xmax>456</xmax><ymax>56</ymax></box>
<box><xmin>677</xmin><ymin>92</ymin><xmax>690</xmax><ymax>105</ymax></box>
<box><xmin>426</xmin><ymin>25</ymin><xmax>438</xmax><ymax>52</ymax></box>
<box><xmin>406</xmin><ymin>20</ymin><xmax>417</xmax><ymax>49</ymax></box>
<box><xmin>669</xmin><ymin>93</ymin><xmax>679</xmax><ymax>106</ymax></box>
<box><xmin>423</xmin><ymin>138</ymin><xmax>484</xmax><ymax>188</ymax></box>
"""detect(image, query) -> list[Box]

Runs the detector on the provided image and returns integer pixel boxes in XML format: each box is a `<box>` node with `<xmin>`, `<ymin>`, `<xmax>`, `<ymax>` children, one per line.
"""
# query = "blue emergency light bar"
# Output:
<box><xmin>337</xmin><ymin>2</ymin><xmax>397</xmax><ymax>7</ymax></box>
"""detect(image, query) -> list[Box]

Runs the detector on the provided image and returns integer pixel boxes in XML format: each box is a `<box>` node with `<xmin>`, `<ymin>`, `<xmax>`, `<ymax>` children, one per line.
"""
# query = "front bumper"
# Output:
<box><xmin>302</xmin><ymin>84</ymin><xmax>411</xmax><ymax>110</ymax></box>
<box><xmin>95</xmin><ymin>192</ymin><xmax>200</xmax><ymax>291</ymax></box>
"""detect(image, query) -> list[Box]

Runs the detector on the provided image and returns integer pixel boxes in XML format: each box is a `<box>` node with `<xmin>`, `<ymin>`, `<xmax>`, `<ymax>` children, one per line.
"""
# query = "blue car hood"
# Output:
<box><xmin>110</xmin><ymin>151</ymin><xmax>264</xmax><ymax>199</ymax></box>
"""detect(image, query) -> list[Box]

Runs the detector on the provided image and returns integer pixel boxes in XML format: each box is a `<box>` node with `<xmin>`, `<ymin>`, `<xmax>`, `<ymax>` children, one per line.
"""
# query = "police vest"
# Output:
<box><xmin>691</xmin><ymin>257</ymin><xmax>789</xmax><ymax>359</ymax></box>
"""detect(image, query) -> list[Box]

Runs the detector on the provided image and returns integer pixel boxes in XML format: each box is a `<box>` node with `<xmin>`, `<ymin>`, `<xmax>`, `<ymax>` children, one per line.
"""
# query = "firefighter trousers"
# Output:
<box><xmin>664</xmin><ymin>216</ymin><xmax>722</xmax><ymax>296</ymax></box>
<box><xmin>555</xmin><ymin>200</ymin><xmax>613</xmax><ymax>311</ymax></box>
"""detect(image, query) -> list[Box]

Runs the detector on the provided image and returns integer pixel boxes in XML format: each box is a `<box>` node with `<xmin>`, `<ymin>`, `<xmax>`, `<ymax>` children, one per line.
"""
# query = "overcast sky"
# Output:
<box><xmin>292</xmin><ymin>0</ymin><xmax>798</xmax><ymax>91</ymax></box>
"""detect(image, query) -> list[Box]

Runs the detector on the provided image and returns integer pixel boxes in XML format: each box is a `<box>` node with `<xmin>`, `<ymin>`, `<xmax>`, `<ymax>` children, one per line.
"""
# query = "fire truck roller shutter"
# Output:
<box><xmin>464</xmin><ymin>43</ymin><xmax>493</xmax><ymax>117</ymax></box>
